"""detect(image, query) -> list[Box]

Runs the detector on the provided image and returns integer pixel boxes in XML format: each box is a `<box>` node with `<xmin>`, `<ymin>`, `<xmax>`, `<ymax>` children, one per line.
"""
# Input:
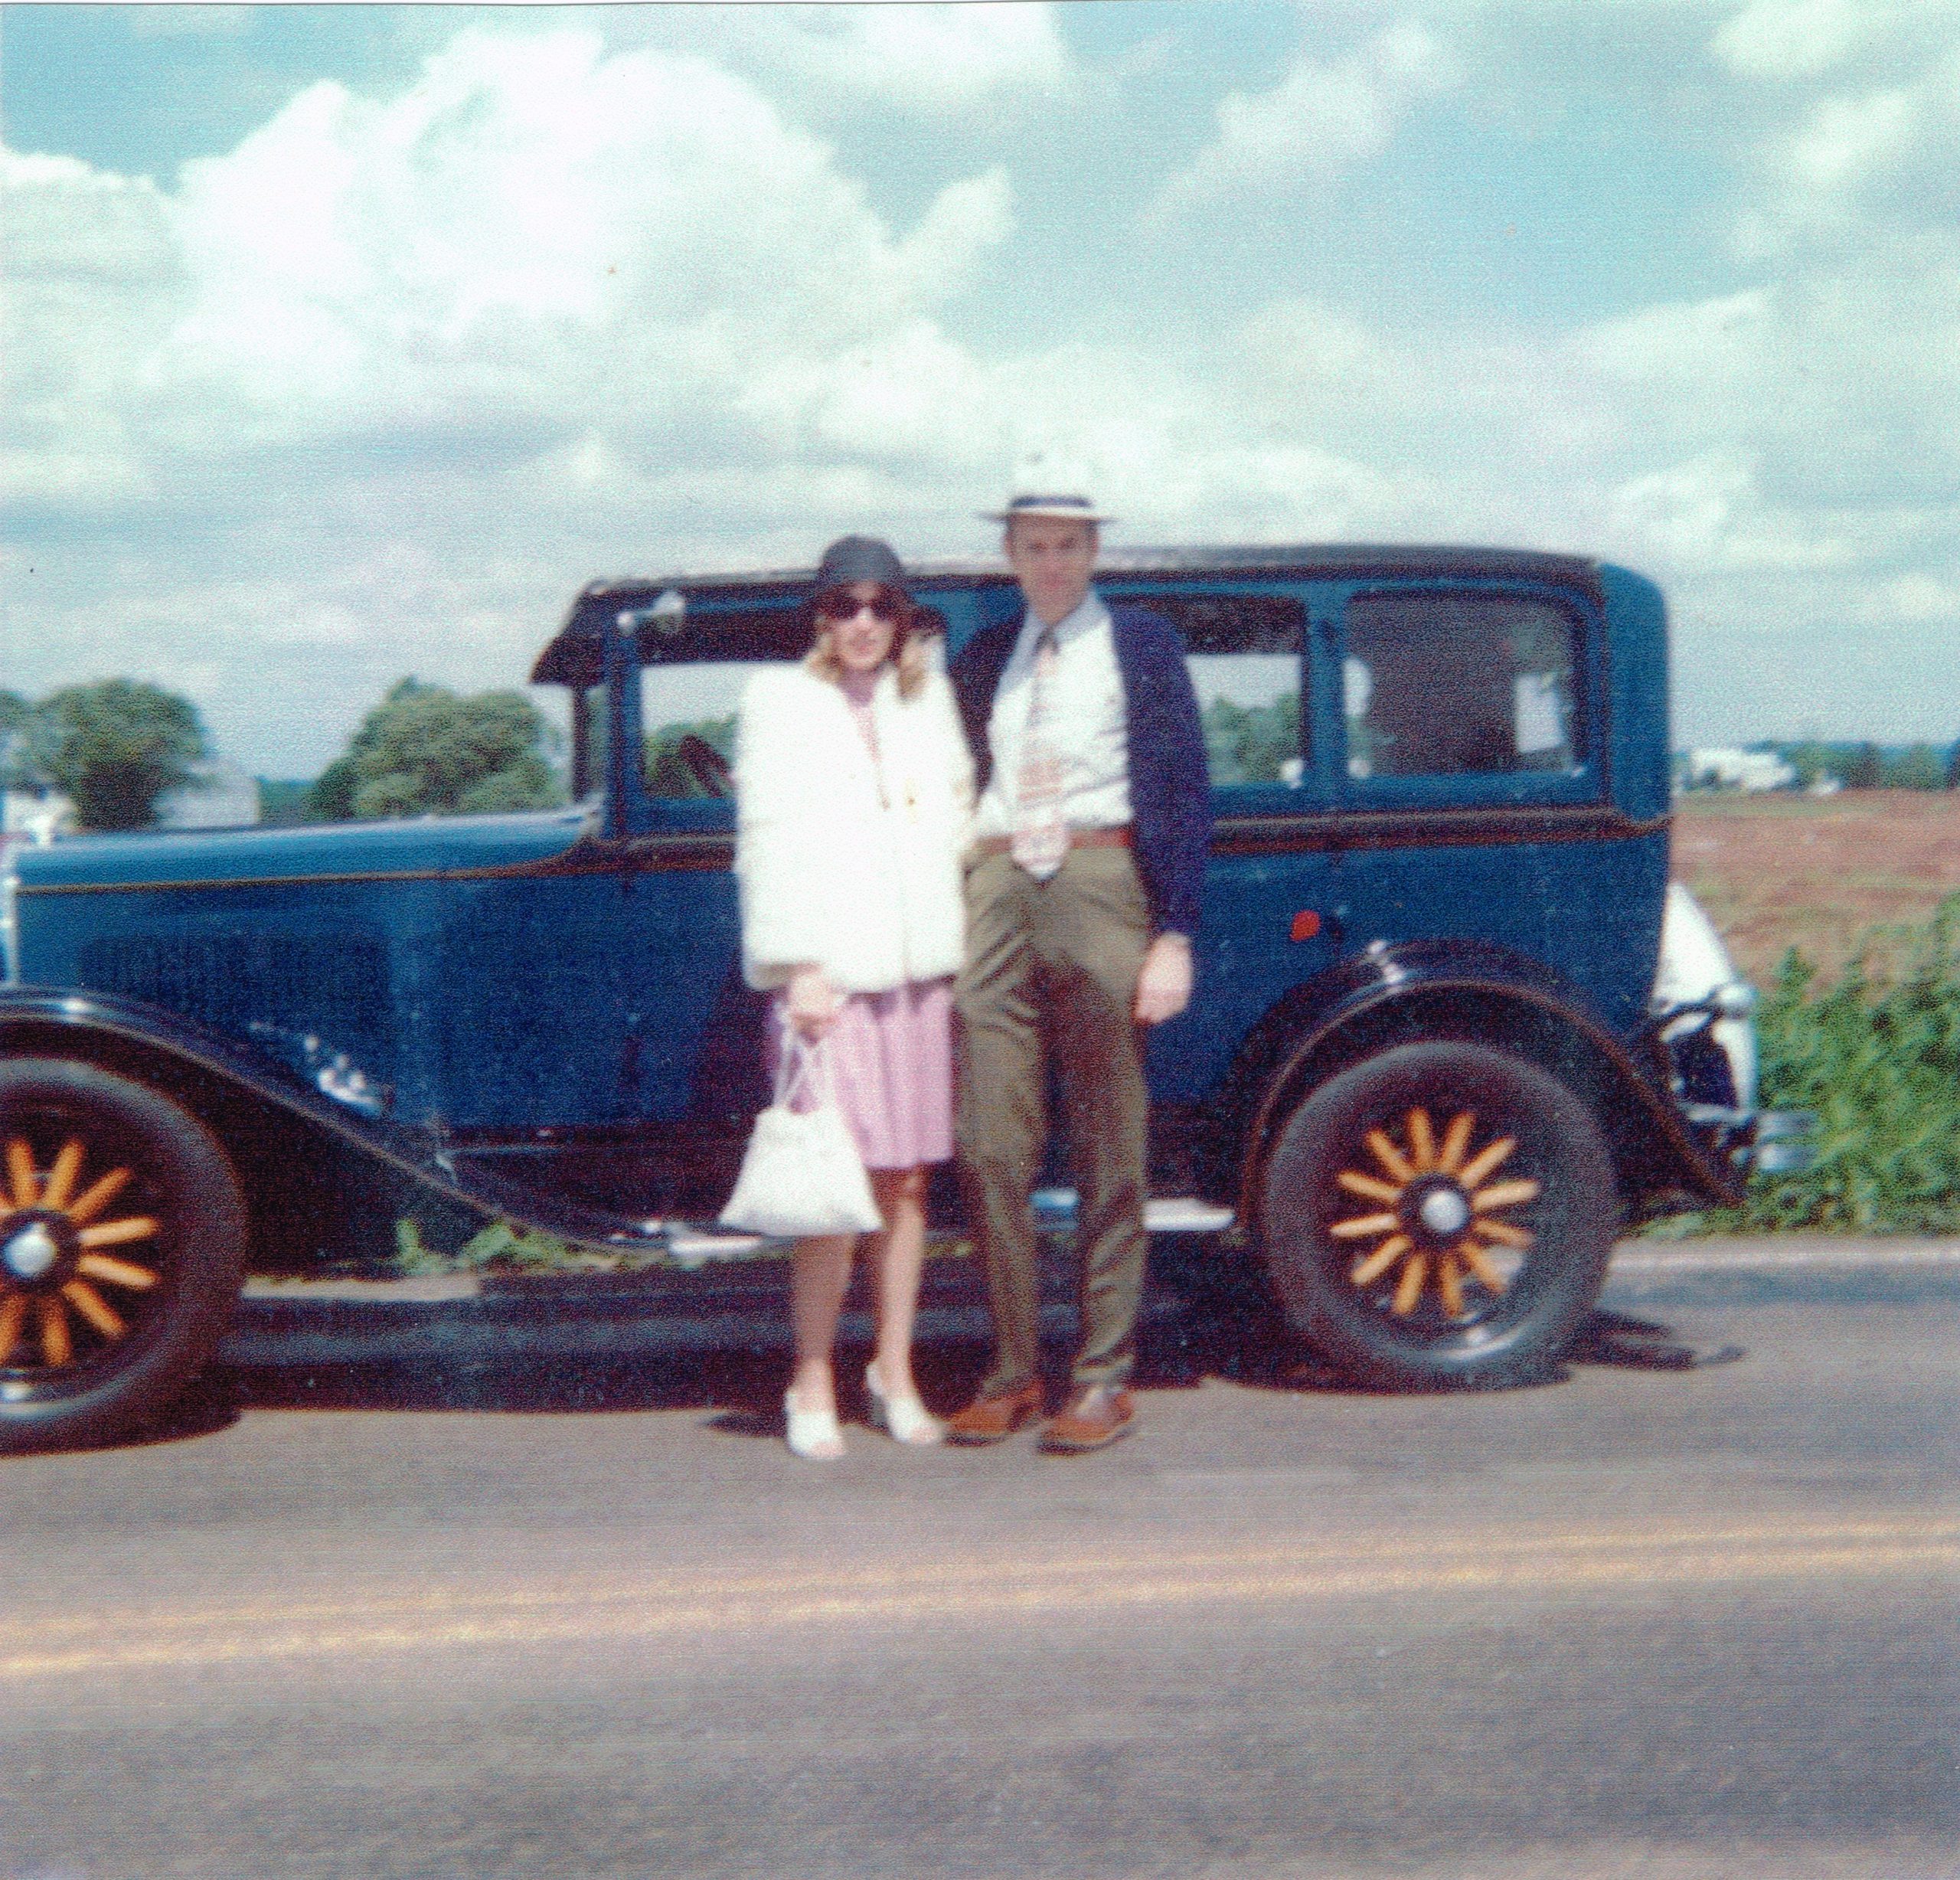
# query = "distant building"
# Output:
<box><xmin>2</xmin><ymin>788</ymin><xmax>77</xmax><ymax>850</ymax></box>
<box><xmin>157</xmin><ymin>760</ymin><xmax>261</xmax><ymax>829</ymax></box>
<box><xmin>1680</xmin><ymin>747</ymin><xmax>1796</xmax><ymax>793</ymax></box>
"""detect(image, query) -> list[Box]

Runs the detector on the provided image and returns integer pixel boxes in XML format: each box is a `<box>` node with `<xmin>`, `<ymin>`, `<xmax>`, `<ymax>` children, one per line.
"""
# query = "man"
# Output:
<box><xmin>946</xmin><ymin>479</ymin><xmax>1210</xmax><ymax>1453</ymax></box>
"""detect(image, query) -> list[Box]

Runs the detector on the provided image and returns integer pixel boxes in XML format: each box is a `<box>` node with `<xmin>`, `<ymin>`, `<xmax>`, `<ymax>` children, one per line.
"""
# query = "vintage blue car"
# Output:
<box><xmin>1</xmin><ymin>545</ymin><xmax>1801</xmax><ymax>1448</ymax></box>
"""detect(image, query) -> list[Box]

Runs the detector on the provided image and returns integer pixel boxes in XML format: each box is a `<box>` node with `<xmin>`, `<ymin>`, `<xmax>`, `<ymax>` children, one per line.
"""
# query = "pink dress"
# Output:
<box><xmin>769</xmin><ymin>672</ymin><xmax>955</xmax><ymax>1171</ymax></box>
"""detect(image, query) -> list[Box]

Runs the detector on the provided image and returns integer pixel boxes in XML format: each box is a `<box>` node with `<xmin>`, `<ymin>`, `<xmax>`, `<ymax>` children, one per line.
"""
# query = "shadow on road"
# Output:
<box><xmin>162</xmin><ymin>1276</ymin><xmax>1745</xmax><ymax>1446</ymax></box>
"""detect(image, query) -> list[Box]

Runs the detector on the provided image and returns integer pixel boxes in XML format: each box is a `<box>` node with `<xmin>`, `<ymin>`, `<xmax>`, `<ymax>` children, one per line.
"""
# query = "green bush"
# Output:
<box><xmin>1733</xmin><ymin>894</ymin><xmax>1960</xmax><ymax>1233</ymax></box>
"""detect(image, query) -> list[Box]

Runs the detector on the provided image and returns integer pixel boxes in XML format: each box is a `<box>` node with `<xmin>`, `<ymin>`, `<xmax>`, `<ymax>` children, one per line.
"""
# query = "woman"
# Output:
<box><xmin>733</xmin><ymin>536</ymin><xmax>973</xmax><ymax>1458</ymax></box>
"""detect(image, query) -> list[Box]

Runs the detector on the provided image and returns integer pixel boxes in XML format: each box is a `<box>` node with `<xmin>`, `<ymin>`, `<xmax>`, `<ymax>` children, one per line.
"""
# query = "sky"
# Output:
<box><xmin>3</xmin><ymin>0</ymin><xmax>1957</xmax><ymax>778</ymax></box>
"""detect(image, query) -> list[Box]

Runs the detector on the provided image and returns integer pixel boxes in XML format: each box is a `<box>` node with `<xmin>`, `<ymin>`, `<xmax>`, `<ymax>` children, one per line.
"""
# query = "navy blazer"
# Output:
<box><xmin>950</xmin><ymin>600</ymin><xmax>1211</xmax><ymax>937</ymax></box>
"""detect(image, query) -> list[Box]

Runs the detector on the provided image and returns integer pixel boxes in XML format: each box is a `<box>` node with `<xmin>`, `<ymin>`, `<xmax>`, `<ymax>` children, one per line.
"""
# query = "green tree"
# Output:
<box><xmin>644</xmin><ymin>714</ymin><xmax>736</xmax><ymax>799</ymax></box>
<box><xmin>311</xmin><ymin>678</ymin><xmax>564</xmax><ymax>822</ymax></box>
<box><xmin>254</xmin><ymin>779</ymin><xmax>316</xmax><ymax>827</ymax></box>
<box><xmin>0</xmin><ymin>690</ymin><xmax>33</xmax><ymax>790</ymax></box>
<box><xmin>1885</xmin><ymin>744</ymin><xmax>1944</xmax><ymax>791</ymax></box>
<box><xmin>1780</xmin><ymin>740</ymin><xmax>1846</xmax><ymax>790</ymax></box>
<box><xmin>1947</xmin><ymin>740</ymin><xmax>1959</xmax><ymax>790</ymax></box>
<box><xmin>1845</xmin><ymin>741</ymin><xmax>1883</xmax><ymax>789</ymax></box>
<box><xmin>25</xmin><ymin>679</ymin><xmax>208</xmax><ymax>831</ymax></box>
<box><xmin>1202</xmin><ymin>692</ymin><xmax>1300</xmax><ymax>785</ymax></box>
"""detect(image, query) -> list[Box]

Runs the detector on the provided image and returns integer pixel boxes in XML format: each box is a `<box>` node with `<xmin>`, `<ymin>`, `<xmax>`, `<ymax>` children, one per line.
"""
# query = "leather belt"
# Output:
<box><xmin>975</xmin><ymin>826</ymin><xmax>1132</xmax><ymax>857</ymax></box>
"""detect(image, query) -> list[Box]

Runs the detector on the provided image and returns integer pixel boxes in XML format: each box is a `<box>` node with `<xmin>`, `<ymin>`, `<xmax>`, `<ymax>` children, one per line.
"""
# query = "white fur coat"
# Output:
<box><xmin>733</xmin><ymin>662</ymin><xmax>974</xmax><ymax>993</ymax></box>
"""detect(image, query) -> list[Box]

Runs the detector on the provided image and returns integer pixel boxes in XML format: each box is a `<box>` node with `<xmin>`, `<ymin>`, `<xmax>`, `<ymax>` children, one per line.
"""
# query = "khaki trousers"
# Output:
<box><xmin>955</xmin><ymin>846</ymin><xmax>1152</xmax><ymax>1396</ymax></box>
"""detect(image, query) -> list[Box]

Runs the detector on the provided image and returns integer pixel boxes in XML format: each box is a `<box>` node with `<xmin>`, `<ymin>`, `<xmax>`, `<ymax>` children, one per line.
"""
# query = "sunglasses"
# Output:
<box><xmin>815</xmin><ymin>587</ymin><xmax>904</xmax><ymax>625</ymax></box>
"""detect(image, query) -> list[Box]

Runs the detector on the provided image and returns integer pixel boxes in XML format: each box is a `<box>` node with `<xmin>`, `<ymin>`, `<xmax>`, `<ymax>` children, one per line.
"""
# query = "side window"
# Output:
<box><xmin>639</xmin><ymin>606</ymin><xmax>802</xmax><ymax>803</ymax></box>
<box><xmin>1343</xmin><ymin>589</ymin><xmax>1580</xmax><ymax>780</ymax></box>
<box><xmin>1138</xmin><ymin>592</ymin><xmax>1307</xmax><ymax>789</ymax></box>
<box><xmin>642</xmin><ymin>662</ymin><xmax>775</xmax><ymax>799</ymax></box>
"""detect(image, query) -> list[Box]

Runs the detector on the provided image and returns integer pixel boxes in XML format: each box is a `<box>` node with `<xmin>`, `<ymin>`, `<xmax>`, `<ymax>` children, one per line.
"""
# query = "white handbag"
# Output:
<box><xmin>718</xmin><ymin>1034</ymin><xmax>881</xmax><ymax>1238</ymax></box>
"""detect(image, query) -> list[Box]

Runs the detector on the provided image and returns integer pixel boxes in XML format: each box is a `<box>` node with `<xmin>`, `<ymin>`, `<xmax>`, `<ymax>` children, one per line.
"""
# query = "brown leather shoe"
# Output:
<box><xmin>945</xmin><ymin>1379</ymin><xmax>1044</xmax><ymax>1447</ymax></box>
<box><xmin>1038</xmin><ymin>1385</ymin><xmax>1135</xmax><ymax>1454</ymax></box>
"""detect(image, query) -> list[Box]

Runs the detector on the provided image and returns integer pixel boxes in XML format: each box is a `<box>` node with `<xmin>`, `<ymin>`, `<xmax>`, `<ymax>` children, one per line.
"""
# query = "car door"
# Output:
<box><xmin>1323</xmin><ymin>575</ymin><xmax>1658</xmax><ymax>1032</ymax></box>
<box><xmin>1097</xmin><ymin>578</ymin><xmax>1341</xmax><ymax>1110</ymax></box>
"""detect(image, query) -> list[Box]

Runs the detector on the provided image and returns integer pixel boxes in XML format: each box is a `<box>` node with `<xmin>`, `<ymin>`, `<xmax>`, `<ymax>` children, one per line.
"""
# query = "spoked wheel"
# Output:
<box><xmin>1259</xmin><ymin>1041</ymin><xmax>1618</xmax><ymax>1388</ymax></box>
<box><xmin>0</xmin><ymin>1060</ymin><xmax>245</xmax><ymax>1453</ymax></box>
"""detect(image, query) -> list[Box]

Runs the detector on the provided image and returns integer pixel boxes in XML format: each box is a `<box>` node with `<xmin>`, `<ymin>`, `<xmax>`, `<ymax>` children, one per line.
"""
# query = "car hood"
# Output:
<box><xmin>11</xmin><ymin>805</ymin><xmax>597</xmax><ymax>892</ymax></box>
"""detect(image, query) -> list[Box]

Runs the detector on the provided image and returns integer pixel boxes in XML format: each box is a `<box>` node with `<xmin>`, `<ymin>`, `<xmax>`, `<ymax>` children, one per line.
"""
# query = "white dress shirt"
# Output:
<box><xmin>974</xmin><ymin>590</ymin><xmax>1132</xmax><ymax>839</ymax></box>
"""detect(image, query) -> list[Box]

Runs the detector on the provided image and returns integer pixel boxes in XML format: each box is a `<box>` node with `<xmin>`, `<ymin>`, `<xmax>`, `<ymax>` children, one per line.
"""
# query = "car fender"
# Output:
<box><xmin>0</xmin><ymin>985</ymin><xmax>674</xmax><ymax>1250</ymax></box>
<box><xmin>1223</xmin><ymin>938</ymin><xmax>1740</xmax><ymax>1233</ymax></box>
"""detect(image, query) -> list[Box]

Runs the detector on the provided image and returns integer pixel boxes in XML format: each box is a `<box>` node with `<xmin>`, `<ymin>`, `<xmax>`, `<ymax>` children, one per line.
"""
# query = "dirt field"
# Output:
<box><xmin>1671</xmin><ymin>790</ymin><xmax>1960</xmax><ymax>986</ymax></box>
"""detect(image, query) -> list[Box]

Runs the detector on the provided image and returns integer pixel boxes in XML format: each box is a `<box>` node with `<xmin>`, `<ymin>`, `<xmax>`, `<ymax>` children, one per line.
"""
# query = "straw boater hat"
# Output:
<box><xmin>982</xmin><ymin>459</ymin><xmax>1117</xmax><ymax>525</ymax></box>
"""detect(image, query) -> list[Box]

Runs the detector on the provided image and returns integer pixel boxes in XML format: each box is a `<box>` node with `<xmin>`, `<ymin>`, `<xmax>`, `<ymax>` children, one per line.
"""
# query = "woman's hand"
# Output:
<box><xmin>786</xmin><ymin>965</ymin><xmax>841</xmax><ymax>1039</ymax></box>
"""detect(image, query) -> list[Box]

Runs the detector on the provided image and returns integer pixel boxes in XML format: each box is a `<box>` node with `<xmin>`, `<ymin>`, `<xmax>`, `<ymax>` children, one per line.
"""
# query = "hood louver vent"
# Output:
<box><xmin>76</xmin><ymin>935</ymin><xmax>395</xmax><ymax>1079</ymax></box>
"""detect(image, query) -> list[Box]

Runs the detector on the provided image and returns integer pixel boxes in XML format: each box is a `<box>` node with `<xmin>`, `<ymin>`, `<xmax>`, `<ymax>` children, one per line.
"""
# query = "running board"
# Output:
<box><xmin>664</xmin><ymin>1194</ymin><xmax>1239</xmax><ymax>1269</ymax></box>
<box><xmin>1037</xmin><ymin>1189</ymin><xmax>1236</xmax><ymax>1234</ymax></box>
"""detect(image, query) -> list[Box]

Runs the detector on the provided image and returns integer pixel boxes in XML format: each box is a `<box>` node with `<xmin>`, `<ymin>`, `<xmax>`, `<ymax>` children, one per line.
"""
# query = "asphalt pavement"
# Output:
<box><xmin>4</xmin><ymin>1233</ymin><xmax>1955</xmax><ymax>1880</ymax></box>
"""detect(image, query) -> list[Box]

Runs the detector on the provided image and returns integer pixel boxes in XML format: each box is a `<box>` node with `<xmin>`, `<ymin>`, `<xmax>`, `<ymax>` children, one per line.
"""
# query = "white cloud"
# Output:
<box><xmin>8</xmin><ymin>11</ymin><xmax>1960</xmax><ymax>762</ymax></box>
<box><xmin>605</xmin><ymin>2</ymin><xmax>1078</xmax><ymax>123</ymax></box>
<box><xmin>737</xmin><ymin>319</ymin><xmax>1004</xmax><ymax>465</ymax></box>
<box><xmin>2</xmin><ymin>27</ymin><xmax>1036</xmax><ymax>765</ymax></box>
<box><xmin>1785</xmin><ymin>86</ymin><xmax>1921</xmax><ymax>191</ymax></box>
<box><xmin>1721</xmin><ymin>10</ymin><xmax>1960</xmax><ymax>253</ymax></box>
<box><xmin>1575</xmin><ymin>289</ymin><xmax>1775</xmax><ymax>384</ymax></box>
<box><xmin>1711</xmin><ymin>0</ymin><xmax>1880</xmax><ymax>81</ymax></box>
<box><xmin>1880</xmin><ymin>572</ymin><xmax>1960</xmax><ymax>623</ymax></box>
<box><xmin>757</xmin><ymin>3</ymin><xmax>1075</xmax><ymax>116</ymax></box>
<box><xmin>893</xmin><ymin>168</ymin><xmax>1016</xmax><ymax>302</ymax></box>
<box><xmin>1153</xmin><ymin>21</ymin><xmax>1457</xmax><ymax>219</ymax></box>
<box><xmin>136</xmin><ymin>26</ymin><xmax>1021</xmax><ymax>454</ymax></box>
<box><xmin>0</xmin><ymin>152</ymin><xmax>183</xmax><ymax>510</ymax></box>
<box><xmin>1607</xmin><ymin>453</ymin><xmax>1851</xmax><ymax>573</ymax></box>
<box><xmin>1573</xmin><ymin>260</ymin><xmax>1960</xmax><ymax>483</ymax></box>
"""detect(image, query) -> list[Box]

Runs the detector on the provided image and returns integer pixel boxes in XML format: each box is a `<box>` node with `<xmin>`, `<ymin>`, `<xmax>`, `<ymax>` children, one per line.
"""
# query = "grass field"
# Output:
<box><xmin>1671</xmin><ymin>790</ymin><xmax>1960</xmax><ymax>985</ymax></box>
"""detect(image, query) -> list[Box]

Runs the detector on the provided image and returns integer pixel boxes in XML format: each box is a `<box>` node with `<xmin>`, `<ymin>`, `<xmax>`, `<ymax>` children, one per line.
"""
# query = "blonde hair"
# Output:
<box><xmin>804</xmin><ymin>603</ymin><xmax>937</xmax><ymax>699</ymax></box>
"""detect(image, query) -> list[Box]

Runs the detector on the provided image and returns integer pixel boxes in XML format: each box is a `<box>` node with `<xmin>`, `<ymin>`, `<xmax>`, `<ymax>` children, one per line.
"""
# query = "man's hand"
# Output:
<box><xmin>1133</xmin><ymin>933</ymin><xmax>1194</xmax><ymax>1026</ymax></box>
<box><xmin>786</xmin><ymin>965</ymin><xmax>840</xmax><ymax>1039</ymax></box>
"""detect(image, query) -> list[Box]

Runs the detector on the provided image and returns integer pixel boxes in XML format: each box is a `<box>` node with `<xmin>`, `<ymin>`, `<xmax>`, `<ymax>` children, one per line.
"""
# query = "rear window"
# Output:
<box><xmin>1343</xmin><ymin>589</ymin><xmax>1580</xmax><ymax>780</ymax></box>
<box><xmin>1125</xmin><ymin>591</ymin><xmax>1307</xmax><ymax>790</ymax></box>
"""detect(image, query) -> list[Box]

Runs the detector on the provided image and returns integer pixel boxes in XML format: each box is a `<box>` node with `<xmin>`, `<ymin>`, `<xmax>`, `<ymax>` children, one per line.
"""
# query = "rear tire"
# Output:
<box><xmin>1259</xmin><ymin>1041</ymin><xmax>1617</xmax><ymax>1388</ymax></box>
<box><xmin>0</xmin><ymin>1059</ymin><xmax>246</xmax><ymax>1453</ymax></box>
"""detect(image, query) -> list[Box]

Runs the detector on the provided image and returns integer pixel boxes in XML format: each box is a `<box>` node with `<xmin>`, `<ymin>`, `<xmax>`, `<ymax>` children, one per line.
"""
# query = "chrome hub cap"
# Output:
<box><xmin>2</xmin><ymin>1219</ymin><xmax>61</xmax><ymax>1284</ymax></box>
<box><xmin>1416</xmin><ymin>1186</ymin><xmax>1472</xmax><ymax>1238</ymax></box>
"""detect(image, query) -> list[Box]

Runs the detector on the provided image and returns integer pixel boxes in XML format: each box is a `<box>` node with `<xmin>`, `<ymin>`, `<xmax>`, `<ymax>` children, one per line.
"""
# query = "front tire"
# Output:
<box><xmin>1259</xmin><ymin>1041</ymin><xmax>1617</xmax><ymax>1388</ymax></box>
<box><xmin>0</xmin><ymin>1060</ymin><xmax>246</xmax><ymax>1453</ymax></box>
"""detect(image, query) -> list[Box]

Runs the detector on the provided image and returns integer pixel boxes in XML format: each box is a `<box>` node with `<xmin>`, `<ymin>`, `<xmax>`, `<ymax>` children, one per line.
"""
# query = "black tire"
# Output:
<box><xmin>0</xmin><ymin>1059</ymin><xmax>246</xmax><ymax>1453</ymax></box>
<box><xmin>1259</xmin><ymin>1041</ymin><xmax>1617</xmax><ymax>1388</ymax></box>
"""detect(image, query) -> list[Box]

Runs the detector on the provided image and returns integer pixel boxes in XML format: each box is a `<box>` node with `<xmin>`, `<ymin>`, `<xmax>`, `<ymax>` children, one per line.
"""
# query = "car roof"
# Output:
<box><xmin>531</xmin><ymin>543</ymin><xmax>1606</xmax><ymax>686</ymax></box>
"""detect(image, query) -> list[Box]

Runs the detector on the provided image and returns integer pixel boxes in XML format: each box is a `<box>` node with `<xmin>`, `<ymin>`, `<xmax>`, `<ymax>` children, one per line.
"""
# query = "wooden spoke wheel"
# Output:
<box><xmin>1259</xmin><ymin>1041</ymin><xmax>1618</xmax><ymax>1388</ymax></box>
<box><xmin>0</xmin><ymin>1060</ymin><xmax>245</xmax><ymax>1453</ymax></box>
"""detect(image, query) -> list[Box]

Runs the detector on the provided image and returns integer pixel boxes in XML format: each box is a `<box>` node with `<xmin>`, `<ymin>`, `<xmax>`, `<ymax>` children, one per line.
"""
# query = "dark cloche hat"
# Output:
<box><xmin>814</xmin><ymin>535</ymin><xmax>910</xmax><ymax>593</ymax></box>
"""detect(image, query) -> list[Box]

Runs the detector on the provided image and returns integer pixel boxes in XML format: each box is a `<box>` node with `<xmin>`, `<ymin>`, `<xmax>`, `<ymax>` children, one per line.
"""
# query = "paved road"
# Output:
<box><xmin>2</xmin><ymin>1239</ymin><xmax>1957</xmax><ymax>1880</ymax></box>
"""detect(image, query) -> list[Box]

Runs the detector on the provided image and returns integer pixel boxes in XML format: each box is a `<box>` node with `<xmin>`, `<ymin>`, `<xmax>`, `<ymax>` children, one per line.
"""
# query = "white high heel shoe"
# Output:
<box><xmin>784</xmin><ymin>1389</ymin><xmax>845</xmax><ymax>1460</ymax></box>
<box><xmin>865</xmin><ymin>1364</ymin><xmax>943</xmax><ymax>1447</ymax></box>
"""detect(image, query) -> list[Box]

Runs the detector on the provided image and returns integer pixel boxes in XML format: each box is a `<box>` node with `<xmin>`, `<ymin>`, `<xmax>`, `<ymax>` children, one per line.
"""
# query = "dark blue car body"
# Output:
<box><xmin>2</xmin><ymin>544</ymin><xmax>1775</xmax><ymax>1445</ymax></box>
